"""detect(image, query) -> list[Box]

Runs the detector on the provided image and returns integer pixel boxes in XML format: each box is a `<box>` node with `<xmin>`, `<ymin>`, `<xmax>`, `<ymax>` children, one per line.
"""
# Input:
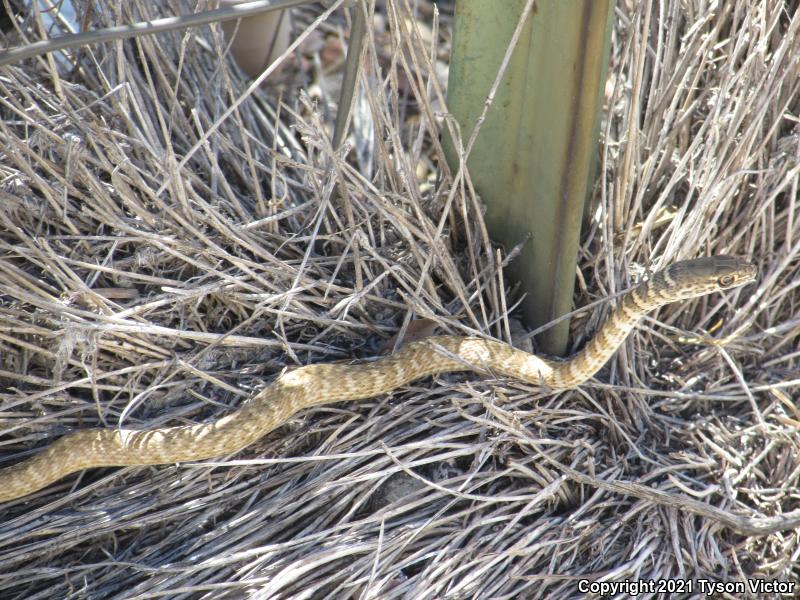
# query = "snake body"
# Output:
<box><xmin>0</xmin><ymin>256</ymin><xmax>756</xmax><ymax>503</ymax></box>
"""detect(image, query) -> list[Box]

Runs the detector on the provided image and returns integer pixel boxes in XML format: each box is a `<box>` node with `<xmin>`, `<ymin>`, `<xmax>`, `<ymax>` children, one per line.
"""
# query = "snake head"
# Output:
<box><xmin>664</xmin><ymin>255</ymin><xmax>757</xmax><ymax>299</ymax></box>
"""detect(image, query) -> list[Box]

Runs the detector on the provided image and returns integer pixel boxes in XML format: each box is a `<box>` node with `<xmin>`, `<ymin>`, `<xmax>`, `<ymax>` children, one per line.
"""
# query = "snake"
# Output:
<box><xmin>0</xmin><ymin>256</ymin><xmax>756</xmax><ymax>503</ymax></box>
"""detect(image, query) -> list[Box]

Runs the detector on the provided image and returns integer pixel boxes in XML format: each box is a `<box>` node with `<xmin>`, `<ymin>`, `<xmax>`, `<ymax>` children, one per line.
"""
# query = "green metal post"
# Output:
<box><xmin>446</xmin><ymin>0</ymin><xmax>614</xmax><ymax>355</ymax></box>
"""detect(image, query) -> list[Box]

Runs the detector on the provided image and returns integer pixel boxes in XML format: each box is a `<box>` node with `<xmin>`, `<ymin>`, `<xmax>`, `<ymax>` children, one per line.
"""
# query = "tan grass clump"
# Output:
<box><xmin>0</xmin><ymin>0</ymin><xmax>798</xmax><ymax>597</ymax></box>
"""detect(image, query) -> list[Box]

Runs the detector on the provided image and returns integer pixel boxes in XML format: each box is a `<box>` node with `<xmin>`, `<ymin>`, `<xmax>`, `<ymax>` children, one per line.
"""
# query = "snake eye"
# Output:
<box><xmin>718</xmin><ymin>275</ymin><xmax>735</xmax><ymax>287</ymax></box>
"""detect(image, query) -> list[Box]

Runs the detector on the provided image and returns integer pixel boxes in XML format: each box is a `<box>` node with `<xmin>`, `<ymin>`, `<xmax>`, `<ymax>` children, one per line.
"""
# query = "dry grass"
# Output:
<box><xmin>0</xmin><ymin>0</ymin><xmax>798</xmax><ymax>597</ymax></box>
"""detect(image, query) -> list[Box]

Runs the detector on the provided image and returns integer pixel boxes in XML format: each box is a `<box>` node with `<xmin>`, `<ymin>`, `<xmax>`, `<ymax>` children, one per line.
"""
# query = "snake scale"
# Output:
<box><xmin>0</xmin><ymin>256</ymin><xmax>756</xmax><ymax>503</ymax></box>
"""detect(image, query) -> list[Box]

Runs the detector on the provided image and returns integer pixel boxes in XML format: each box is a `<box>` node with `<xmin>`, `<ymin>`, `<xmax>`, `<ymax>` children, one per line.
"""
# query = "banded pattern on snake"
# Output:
<box><xmin>0</xmin><ymin>256</ymin><xmax>756</xmax><ymax>503</ymax></box>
